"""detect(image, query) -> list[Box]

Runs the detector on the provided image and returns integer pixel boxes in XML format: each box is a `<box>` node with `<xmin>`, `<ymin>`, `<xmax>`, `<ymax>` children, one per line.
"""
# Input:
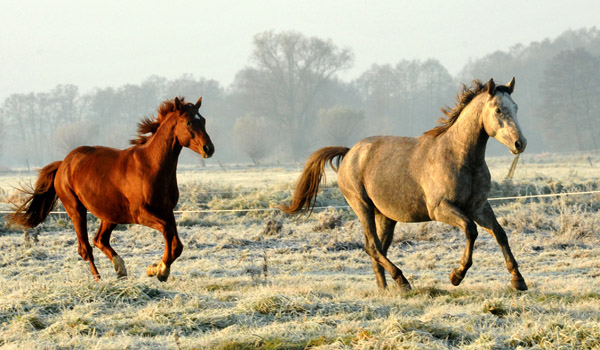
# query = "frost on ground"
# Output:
<box><xmin>0</xmin><ymin>155</ymin><xmax>599</xmax><ymax>349</ymax></box>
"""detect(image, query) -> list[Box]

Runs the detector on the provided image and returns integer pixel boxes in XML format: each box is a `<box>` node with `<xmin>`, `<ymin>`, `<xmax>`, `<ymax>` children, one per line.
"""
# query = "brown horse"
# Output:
<box><xmin>10</xmin><ymin>97</ymin><xmax>214</xmax><ymax>281</ymax></box>
<box><xmin>282</xmin><ymin>78</ymin><xmax>528</xmax><ymax>291</ymax></box>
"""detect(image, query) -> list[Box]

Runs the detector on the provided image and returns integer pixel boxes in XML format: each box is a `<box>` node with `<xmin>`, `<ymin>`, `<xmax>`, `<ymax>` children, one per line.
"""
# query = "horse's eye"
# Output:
<box><xmin>186</xmin><ymin>120</ymin><xmax>191</xmax><ymax>126</ymax></box>
<box><xmin>495</xmin><ymin>108</ymin><xmax>502</xmax><ymax>114</ymax></box>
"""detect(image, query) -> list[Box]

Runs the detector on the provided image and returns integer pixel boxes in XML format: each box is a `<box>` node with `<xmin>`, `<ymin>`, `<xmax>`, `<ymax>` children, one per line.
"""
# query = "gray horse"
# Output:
<box><xmin>281</xmin><ymin>78</ymin><xmax>528</xmax><ymax>291</ymax></box>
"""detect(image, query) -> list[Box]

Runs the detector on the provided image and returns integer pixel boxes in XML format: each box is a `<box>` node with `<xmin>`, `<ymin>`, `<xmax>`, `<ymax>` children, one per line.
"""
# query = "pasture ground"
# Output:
<box><xmin>1</xmin><ymin>152</ymin><xmax>599</xmax><ymax>349</ymax></box>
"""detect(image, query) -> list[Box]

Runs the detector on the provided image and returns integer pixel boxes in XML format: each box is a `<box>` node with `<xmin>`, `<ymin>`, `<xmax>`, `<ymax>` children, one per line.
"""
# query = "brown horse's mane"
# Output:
<box><xmin>130</xmin><ymin>98</ymin><xmax>185</xmax><ymax>145</ymax></box>
<box><xmin>423</xmin><ymin>80</ymin><xmax>510</xmax><ymax>138</ymax></box>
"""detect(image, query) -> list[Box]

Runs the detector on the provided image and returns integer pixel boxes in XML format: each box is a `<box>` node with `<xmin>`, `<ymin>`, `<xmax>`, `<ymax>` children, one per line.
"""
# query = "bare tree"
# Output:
<box><xmin>233</xmin><ymin>31</ymin><xmax>353</xmax><ymax>159</ymax></box>
<box><xmin>317</xmin><ymin>106</ymin><xmax>364</xmax><ymax>146</ymax></box>
<box><xmin>0</xmin><ymin>115</ymin><xmax>4</xmax><ymax>162</ymax></box>
<box><xmin>54</xmin><ymin>120</ymin><xmax>99</xmax><ymax>156</ymax></box>
<box><xmin>354</xmin><ymin>64</ymin><xmax>398</xmax><ymax>135</ymax></box>
<box><xmin>539</xmin><ymin>48</ymin><xmax>600</xmax><ymax>151</ymax></box>
<box><xmin>233</xmin><ymin>114</ymin><xmax>274</xmax><ymax>165</ymax></box>
<box><xmin>355</xmin><ymin>59</ymin><xmax>454</xmax><ymax>136</ymax></box>
<box><xmin>0</xmin><ymin>93</ymin><xmax>51</xmax><ymax>165</ymax></box>
<box><xmin>49</xmin><ymin>84</ymin><xmax>81</xmax><ymax>125</ymax></box>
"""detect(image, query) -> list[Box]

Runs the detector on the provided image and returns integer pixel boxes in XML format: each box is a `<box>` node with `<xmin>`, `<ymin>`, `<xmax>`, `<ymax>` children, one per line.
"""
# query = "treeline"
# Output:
<box><xmin>1</xmin><ymin>28</ymin><xmax>599</xmax><ymax>167</ymax></box>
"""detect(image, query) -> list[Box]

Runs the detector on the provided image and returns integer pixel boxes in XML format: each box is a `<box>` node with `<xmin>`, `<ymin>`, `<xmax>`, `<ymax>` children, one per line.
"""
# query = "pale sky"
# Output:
<box><xmin>1</xmin><ymin>1</ymin><xmax>599</xmax><ymax>101</ymax></box>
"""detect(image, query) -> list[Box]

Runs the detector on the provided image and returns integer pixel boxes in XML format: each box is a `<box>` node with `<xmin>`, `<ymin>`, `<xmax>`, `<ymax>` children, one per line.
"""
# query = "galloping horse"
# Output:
<box><xmin>10</xmin><ymin>97</ymin><xmax>214</xmax><ymax>281</ymax></box>
<box><xmin>282</xmin><ymin>78</ymin><xmax>528</xmax><ymax>291</ymax></box>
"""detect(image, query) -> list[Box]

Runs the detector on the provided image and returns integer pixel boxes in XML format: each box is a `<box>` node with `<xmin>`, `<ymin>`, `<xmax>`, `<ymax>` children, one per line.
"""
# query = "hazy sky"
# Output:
<box><xmin>1</xmin><ymin>1</ymin><xmax>599</xmax><ymax>101</ymax></box>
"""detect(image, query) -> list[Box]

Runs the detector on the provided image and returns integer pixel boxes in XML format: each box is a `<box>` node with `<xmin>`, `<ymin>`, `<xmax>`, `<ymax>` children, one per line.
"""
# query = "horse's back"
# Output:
<box><xmin>58</xmin><ymin>145</ymin><xmax>129</xmax><ymax>184</ymax></box>
<box><xmin>338</xmin><ymin>136</ymin><xmax>431</xmax><ymax>222</ymax></box>
<box><xmin>55</xmin><ymin>145</ymin><xmax>136</xmax><ymax>223</ymax></box>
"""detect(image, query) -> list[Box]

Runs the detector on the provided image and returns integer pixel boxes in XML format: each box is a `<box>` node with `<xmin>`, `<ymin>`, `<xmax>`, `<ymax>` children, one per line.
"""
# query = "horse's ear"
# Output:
<box><xmin>174</xmin><ymin>97</ymin><xmax>182</xmax><ymax>110</ymax></box>
<box><xmin>506</xmin><ymin>77</ymin><xmax>515</xmax><ymax>94</ymax></box>
<box><xmin>487</xmin><ymin>78</ymin><xmax>496</xmax><ymax>95</ymax></box>
<box><xmin>195</xmin><ymin>97</ymin><xmax>202</xmax><ymax>109</ymax></box>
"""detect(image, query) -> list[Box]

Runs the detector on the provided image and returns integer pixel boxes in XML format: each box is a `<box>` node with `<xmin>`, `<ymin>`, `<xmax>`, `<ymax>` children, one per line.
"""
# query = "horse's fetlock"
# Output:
<box><xmin>507</xmin><ymin>261</ymin><xmax>519</xmax><ymax>272</ymax></box>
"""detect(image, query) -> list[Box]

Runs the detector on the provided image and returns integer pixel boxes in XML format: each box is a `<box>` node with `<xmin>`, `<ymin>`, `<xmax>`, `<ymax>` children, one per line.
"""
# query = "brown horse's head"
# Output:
<box><xmin>481</xmin><ymin>78</ymin><xmax>527</xmax><ymax>154</ymax></box>
<box><xmin>172</xmin><ymin>97</ymin><xmax>215</xmax><ymax>158</ymax></box>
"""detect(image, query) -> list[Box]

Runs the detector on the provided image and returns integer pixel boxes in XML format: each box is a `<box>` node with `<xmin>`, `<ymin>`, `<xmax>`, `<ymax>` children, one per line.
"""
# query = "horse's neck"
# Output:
<box><xmin>440</xmin><ymin>96</ymin><xmax>488</xmax><ymax>165</ymax></box>
<box><xmin>141</xmin><ymin>118</ymin><xmax>182</xmax><ymax>177</ymax></box>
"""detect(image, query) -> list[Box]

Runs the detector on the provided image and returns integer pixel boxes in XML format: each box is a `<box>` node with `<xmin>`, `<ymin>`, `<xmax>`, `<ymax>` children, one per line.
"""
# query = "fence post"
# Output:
<box><xmin>505</xmin><ymin>154</ymin><xmax>520</xmax><ymax>181</ymax></box>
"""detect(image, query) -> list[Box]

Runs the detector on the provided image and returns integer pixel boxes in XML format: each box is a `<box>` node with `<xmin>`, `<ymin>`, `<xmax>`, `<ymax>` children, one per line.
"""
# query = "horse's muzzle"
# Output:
<box><xmin>512</xmin><ymin>138</ymin><xmax>527</xmax><ymax>154</ymax></box>
<box><xmin>202</xmin><ymin>143</ymin><xmax>215</xmax><ymax>158</ymax></box>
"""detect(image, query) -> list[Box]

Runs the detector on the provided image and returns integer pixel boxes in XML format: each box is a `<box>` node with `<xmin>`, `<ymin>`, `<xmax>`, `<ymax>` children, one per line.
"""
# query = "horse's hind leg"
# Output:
<box><xmin>371</xmin><ymin>209</ymin><xmax>397</xmax><ymax>289</ymax></box>
<box><xmin>63</xmin><ymin>200</ymin><xmax>100</xmax><ymax>279</ymax></box>
<box><xmin>93</xmin><ymin>221</ymin><xmax>127</xmax><ymax>277</ymax></box>
<box><xmin>473</xmin><ymin>202</ymin><xmax>527</xmax><ymax>291</ymax></box>
<box><xmin>347</xmin><ymin>195</ymin><xmax>411</xmax><ymax>290</ymax></box>
<box><xmin>431</xmin><ymin>200</ymin><xmax>478</xmax><ymax>287</ymax></box>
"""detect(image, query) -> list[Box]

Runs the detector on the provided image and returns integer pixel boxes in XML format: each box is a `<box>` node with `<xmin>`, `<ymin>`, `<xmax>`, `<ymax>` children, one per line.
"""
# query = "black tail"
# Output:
<box><xmin>9</xmin><ymin>161</ymin><xmax>61</xmax><ymax>228</ymax></box>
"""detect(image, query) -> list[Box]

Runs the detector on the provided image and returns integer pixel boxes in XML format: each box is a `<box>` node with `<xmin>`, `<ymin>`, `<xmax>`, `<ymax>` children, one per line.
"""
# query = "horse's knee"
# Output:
<box><xmin>364</xmin><ymin>242</ymin><xmax>378</xmax><ymax>257</ymax></box>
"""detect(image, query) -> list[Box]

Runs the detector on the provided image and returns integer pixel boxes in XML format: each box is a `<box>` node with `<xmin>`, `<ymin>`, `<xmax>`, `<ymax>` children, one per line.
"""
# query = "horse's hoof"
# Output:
<box><xmin>395</xmin><ymin>277</ymin><xmax>412</xmax><ymax>291</ymax></box>
<box><xmin>449</xmin><ymin>269</ymin><xmax>464</xmax><ymax>286</ymax></box>
<box><xmin>399</xmin><ymin>282</ymin><xmax>412</xmax><ymax>291</ymax></box>
<box><xmin>112</xmin><ymin>255</ymin><xmax>128</xmax><ymax>277</ymax></box>
<box><xmin>511</xmin><ymin>278</ymin><xmax>528</xmax><ymax>291</ymax></box>
<box><xmin>147</xmin><ymin>263</ymin><xmax>157</xmax><ymax>277</ymax></box>
<box><xmin>157</xmin><ymin>271</ymin><xmax>170</xmax><ymax>282</ymax></box>
<box><xmin>147</xmin><ymin>261</ymin><xmax>170</xmax><ymax>281</ymax></box>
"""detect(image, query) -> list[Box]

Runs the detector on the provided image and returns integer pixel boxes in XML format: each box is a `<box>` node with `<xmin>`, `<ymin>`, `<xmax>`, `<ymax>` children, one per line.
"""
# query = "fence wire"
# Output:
<box><xmin>1</xmin><ymin>190</ymin><xmax>598</xmax><ymax>215</ymax></box>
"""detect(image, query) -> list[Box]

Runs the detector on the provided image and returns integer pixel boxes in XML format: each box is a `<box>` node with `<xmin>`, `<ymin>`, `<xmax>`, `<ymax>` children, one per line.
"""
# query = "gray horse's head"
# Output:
<box><xmin>481</xmin><ymin>78</ymin><xmax>527</xmax><ymax>154</ymax></box>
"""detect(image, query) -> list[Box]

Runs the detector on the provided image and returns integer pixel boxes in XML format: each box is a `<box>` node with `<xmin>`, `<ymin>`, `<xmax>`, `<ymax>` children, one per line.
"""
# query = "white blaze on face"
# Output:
<box><xmin>486</xmin><ymin>92</ymin><xmax>526</xmax><ymax>154</ymax></box>
<box><xmin>500</xmin><ymin>93</ymin><xmax>520</xmax><ymax>130</ymax></box>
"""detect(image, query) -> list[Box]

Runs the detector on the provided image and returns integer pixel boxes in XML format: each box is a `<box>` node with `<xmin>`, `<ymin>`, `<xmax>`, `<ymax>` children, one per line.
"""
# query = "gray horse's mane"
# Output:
<box><xmin>424</xmin><ymin>80</ymin><xmax>510</xmax><ymax>138</ymax></box>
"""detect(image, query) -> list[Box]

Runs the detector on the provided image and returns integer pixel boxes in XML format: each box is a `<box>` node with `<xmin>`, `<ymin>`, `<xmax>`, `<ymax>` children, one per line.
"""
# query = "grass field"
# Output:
<box><xmin>1</xmin><ymin>152</ymin><xmax>599</xmax><ymax>349</ymax></box>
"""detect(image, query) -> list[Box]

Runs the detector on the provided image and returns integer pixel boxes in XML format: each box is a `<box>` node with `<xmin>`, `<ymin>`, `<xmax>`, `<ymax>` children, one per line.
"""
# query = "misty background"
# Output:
<box><xmin>1</xmin><ymin>2</ymin><xmax>599</xmax><ymax>167</ymax></box>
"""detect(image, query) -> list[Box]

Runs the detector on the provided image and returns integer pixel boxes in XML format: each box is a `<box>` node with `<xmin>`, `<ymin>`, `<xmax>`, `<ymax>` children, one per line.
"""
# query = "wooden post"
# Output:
<box><xmin>505</xmin><ymin>154</ymin><xmax>520</xmax><ymax>181</ymax></box>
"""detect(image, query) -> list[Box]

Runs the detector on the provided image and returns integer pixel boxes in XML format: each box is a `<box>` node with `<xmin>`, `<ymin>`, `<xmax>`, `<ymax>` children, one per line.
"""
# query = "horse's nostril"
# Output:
<box><xmin>515</xmin><ymin>141</ymin><xmax>522</xmax><ymax>150</ymax></box>
<box><xmin>203</xmin><ymin>144</ymin><xmax>213</xmax><ymax>155</ymax></box>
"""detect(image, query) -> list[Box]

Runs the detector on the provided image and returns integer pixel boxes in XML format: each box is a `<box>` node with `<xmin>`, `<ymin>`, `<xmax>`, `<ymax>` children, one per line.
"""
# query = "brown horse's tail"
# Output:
<box><xmin>280</xmin><ymin>146</ymin><xmax>350</xmax><ymax>215</ymax></box>
<box><xmin>9</xmin><ymin>161</ymin><xmax>62</xmax><ymax>228</ymax></box>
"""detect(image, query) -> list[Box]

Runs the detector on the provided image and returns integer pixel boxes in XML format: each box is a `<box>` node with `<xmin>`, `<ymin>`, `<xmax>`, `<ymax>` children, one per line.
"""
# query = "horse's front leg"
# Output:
<box><xmin>431</xmin><ymin>199</ymin><xmax>478</xmax><ymax>286</ymax></box>
<box><xmin>142</xmin><ymin>212</ymin><xmax>183</xmax><ymax>282</ymax></box>
<box><xmin>473</xmin><ymin>202</ymin><xmax>527</xmax><ymax>291</ymax></box>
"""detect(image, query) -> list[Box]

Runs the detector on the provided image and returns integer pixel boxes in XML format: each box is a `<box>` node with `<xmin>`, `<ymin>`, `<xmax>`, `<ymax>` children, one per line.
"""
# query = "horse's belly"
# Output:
<box><xmin>88</xmin><ymin>204</ymin><xmax>135</xmax><ymax>224</ymax></box>
<box><xmin>371</xmin><ymin>193</ymin><xmax>431</xmax><ymax>223</ymax></box>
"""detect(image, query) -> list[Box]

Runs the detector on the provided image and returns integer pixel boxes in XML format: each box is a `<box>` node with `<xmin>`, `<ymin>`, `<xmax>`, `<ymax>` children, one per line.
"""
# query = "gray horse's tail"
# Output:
<box><xmin>280</xmin><ymin>146</ymin><xmax>349</xmax><ymax>215</ymax></box>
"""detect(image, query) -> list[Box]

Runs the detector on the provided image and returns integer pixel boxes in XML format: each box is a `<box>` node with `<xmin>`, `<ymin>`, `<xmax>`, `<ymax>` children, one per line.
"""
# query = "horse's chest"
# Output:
<box><xmin>447</xmin><ymin>169</ymin><xmax>490</xmax><ymax>205</ymax></box>
<box><xmin>432</xmin><ymin>168</ymin><xmax>483</xmax><ymax>204</ymax></box>
<box><xmin>145</xmin><ymin>180</ymin><xmax>179</xmax><ymax>209</ymax></box>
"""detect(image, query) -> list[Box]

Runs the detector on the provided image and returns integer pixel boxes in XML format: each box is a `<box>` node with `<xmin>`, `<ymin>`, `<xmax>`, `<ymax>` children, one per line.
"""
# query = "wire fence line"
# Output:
<box><xmin>1</xmin><ymin>190</ymin><xmax>598</xmax><ymax>215</ymax></box>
